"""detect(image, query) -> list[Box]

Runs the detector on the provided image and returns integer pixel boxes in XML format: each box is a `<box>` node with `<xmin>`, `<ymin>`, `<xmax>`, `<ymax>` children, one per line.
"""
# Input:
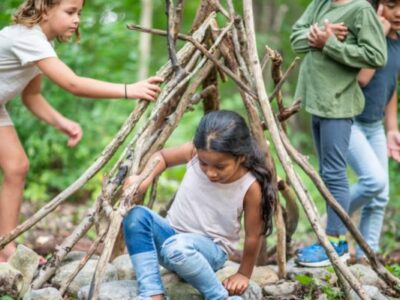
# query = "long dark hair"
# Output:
<box><xmin>193</xmin><ymin>110</ymin><xmax>277</xmax><ymax>236</ymax></box>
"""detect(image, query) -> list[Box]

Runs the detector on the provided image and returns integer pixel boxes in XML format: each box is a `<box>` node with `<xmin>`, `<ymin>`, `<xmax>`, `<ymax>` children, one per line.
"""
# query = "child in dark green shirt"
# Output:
<box><xmin>291</xmin><ymin>0</ymin><xmax>387</xmax><ymax>267</ymax></box>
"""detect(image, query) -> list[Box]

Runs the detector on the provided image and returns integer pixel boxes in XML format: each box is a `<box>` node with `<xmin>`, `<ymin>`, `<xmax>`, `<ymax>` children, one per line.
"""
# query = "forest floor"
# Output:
<box><xmin>19</xmin><ymin>201</ymin><xmax>400</xmax><ymax>266</ymax></box>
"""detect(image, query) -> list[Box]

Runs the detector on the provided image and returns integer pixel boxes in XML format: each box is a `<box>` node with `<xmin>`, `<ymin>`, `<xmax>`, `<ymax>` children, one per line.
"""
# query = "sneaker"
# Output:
<box><xmin>295</xmin><ymin>241</ymin><xmax>349</xmax><ymax>267</ymax></box>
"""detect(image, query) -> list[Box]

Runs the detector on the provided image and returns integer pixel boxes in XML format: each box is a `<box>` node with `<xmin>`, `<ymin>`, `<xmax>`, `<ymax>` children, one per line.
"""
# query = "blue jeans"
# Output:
<box><xmin>347</xmin><ymin>120</ymin><xmax>389</xmax><ymax>258</ymax></box>
<box><xmin>312</xmin><ymin>116</ymin><xmax>353</xmax><ymax>236</ymax></box>
<box><xmin>123</xmin><ymin>206</ymin><xmax>229</xmax><ymax>300</ymax></box>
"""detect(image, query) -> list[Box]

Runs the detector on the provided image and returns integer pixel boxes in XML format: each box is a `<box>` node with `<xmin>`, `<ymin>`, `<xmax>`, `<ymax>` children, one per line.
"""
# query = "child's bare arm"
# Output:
<box><xmin>223</xmin><ymin>182</ymin><xmax>263</xmax><ymax>295</ymax></box>
<box><xmin>357</xmin><ymin>69</ymin><xmax>376</xmax><ymax>87</ymax></box>
<box><xmin>36</xmin><ymin>57</ymin><xmax>163</xmax><ymax>101</ymax></box>
<box><xmin>124</xmin><ymin>142</ymin><xmax>195</xmax><ymax>195</ymax></box>
<box><xmin>385</xmin><ymin>88</ymin><xmax>400</xmax><ymax>162</ymax></box>
<box><xmin>21</xmin><ymin>75</ymin><xmax>82</xmax><ymax>147</ymax></box>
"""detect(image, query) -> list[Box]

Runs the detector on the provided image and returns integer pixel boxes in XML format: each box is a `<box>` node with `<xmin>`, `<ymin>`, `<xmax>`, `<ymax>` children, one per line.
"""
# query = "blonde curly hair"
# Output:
<box><xmin>13</xmin><ymin>0</ymin><xmax>82</xmax><ymax>42</ymax></box>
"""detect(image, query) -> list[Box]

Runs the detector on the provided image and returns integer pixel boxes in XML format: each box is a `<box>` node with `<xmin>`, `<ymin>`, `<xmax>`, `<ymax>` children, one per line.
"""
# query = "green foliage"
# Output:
<box><xmin>296</xmin><ymin>274</ymin><xmax>342</xmax><ymax>300</ymax></box>
<box><xmin>0</xmin><ymin>296</ymin><xmax>15</xmax><ymax>300</ymax></box>
<box><xmin>321</xmin><ymin>285</ymin><xmax>343</xmax><ymax>300</ymax></box>
<box><xmin>295</xmin><ymin>274</ymin><xmax>315</xmax><ymax>286</ymax></box>
<box><xmin>386</xmin><ymin>264</ymin><xmax>400</xmax><ymax>278</ymax></box>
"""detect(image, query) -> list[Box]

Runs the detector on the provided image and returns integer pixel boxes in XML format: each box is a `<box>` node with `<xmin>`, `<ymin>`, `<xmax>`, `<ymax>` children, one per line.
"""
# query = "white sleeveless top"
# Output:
<box><xmin>167</xmin><ymin>156</ymin><xmax>256</xmax><ymax>255</ymax></box>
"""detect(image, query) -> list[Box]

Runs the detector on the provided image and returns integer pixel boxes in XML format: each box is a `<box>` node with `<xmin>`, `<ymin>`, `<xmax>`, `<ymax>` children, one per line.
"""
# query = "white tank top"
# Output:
<box><xmin>167</xmin><ymin>156</ymin><xmax>256</xmax><ymax>255</ymax></box>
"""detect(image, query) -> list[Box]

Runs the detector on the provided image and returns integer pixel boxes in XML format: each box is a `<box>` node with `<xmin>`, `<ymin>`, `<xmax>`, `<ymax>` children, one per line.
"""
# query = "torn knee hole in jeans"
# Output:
<box><xmin>163</xmin><ymin>238</ymin><xmax>187</xmax><ymax>264</ymax></box>
<box><xmin>167</xmin><ymin>250</ymin><xmax>186</xmax><ymax>264</ymax></box>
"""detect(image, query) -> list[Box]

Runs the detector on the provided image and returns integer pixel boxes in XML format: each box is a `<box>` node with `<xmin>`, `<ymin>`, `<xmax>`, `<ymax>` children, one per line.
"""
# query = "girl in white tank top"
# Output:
<box><xmin>123</xmin><ymin>110</ymin><xmax>277</xmax><ymax>299</ymax></box>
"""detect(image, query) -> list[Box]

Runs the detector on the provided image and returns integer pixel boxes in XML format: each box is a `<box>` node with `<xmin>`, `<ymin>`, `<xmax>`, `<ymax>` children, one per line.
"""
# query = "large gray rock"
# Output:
<box><xmin>0</xmin><ymin>263</ymin><xmax>24</xmax><ymax>298</ymax></box>
<box><xmin>23</xmin><ymin>287</ymin><xmax>63</xmax><ymax>300</ymax></box>
<box><xmin>78</xmin><ymin>280</ymin><xmax>138</xmax><ymax>300</ymax></box>
<box><xmin>8</xmin><ymin>245</ymin><xmax>40</xmax><ymax>296</ymax></box>
<box><xmin>240</xmin><ymin>281</ymin><xmax>262</xmax><ymax>300</ymax></box>
<box><xmin>111</xmin><ymin>254</ymin><xmax>135</xmax><ymax>280</ymax></box>
<box><xmin>165</xmin><ymin>281</ymin><xmax>202</xmax><ymax>300</ymax></box>
<box><xmin>216</xmin><ymin>262</ymin><xmax>279</xmax><ymax>286</ymax></box>
<box><xmin>349</xmin><ymin>264</ymin><xmax>385</xmax><ymax>288</ymax></box>
<box><xmin>61</xmin><ymin>251</ymin><xmax>99</xmax><ymax>266</ymax></box>
<box><xmin>350</xmin><ymin>285</ymin><xmax>388</xmax><ymax>300</ymax></box>
<box><xmin>163</xmin><ymin>276</ymin><xmax>260</xmax><ymax>300</ymax></box>
<box><xmin>263</xmin><ymin>281</ymin><xmax>298</xmax><ymax>297</ymax></box>
<box><xmin>52</xmin><ymin>260</ymin><xmax>118</xmax><ymax>296</ymax></box>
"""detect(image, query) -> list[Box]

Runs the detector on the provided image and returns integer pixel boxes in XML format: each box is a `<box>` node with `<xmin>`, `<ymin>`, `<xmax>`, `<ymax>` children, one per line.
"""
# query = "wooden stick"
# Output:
<box><xmin>147</xmin><ymin>176</ymin><xmax>159</xmax><ymax>209</ymax></box>
<box><xmin>269</xmin><ymin>57</ymin><xmax>300</xmax><ymax>102</ymax></box>
<box><xmin>59</xmin><ymin>229</ymin><xmax>108</xmax><ymax>296</ymax></box>
<box><xmin>274</xmin><ymin>202</ymin><xmax>286</xmax><ymax>279</ymax></box>
<box><xmin>166</xmin><ymin>0</ymin><xmax>177</xmax><ymax>68</ymax></box>
<box><xmin>32</xmin><ymin>204</ymin><xmax>100</xmax><ymax>288</ymax></box>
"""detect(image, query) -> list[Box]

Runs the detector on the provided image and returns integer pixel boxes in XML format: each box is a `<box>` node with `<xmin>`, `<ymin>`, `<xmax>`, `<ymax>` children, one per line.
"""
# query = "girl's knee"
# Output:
<box><xmin>361</xmin><ymin>174</ymin><xmax>387</xmax><ymax>197</ymax></box>
<box><xmin>2</xmin><ymin>156</ymin><xmax>29</xmax><ymax>181</ymax></box>
<box><xmin>160</xmin><ymin>235</ymin><xmax>194</xmax><ymax>266</ymax></box>
<box><xmin>123</xmin><ymin>205</ymin><xmax>152</xmax><ymax>232</ymax></box>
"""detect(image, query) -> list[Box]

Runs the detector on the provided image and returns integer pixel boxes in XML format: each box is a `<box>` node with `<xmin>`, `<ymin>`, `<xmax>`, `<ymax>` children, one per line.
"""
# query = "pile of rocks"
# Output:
<box><xmin>0</xmin><ymin>245</ymin><xmax>395</xmax><ymax>300</ymax></box>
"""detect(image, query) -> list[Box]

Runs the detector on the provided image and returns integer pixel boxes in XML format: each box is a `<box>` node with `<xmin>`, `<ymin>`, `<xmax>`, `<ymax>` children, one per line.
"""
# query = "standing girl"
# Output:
<box><xmin>347</xmin><ymin>0</ymin><xmax>400</xmax><ymax>263</ymax></box>
<box><xmin>123</xmin><ymin>110</ymin><xmax>277</xmax><ymax>300</ymax></box>
<box><xmin>291</xmin><ymin>0</ymin><xmax>387</xmax><ymax>266</ymax></box>
<box><xmin>0</xmin><ymin>0</ymin><xmax>162</xmax><ymax>262</ymax></box>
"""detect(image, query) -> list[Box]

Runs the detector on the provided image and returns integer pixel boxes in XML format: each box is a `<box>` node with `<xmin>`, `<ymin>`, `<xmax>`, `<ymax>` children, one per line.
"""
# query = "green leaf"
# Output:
<box><xmin>295</xmin><ymin>274</ymin><xmax>314</xmax><ymax>286</ymax></box>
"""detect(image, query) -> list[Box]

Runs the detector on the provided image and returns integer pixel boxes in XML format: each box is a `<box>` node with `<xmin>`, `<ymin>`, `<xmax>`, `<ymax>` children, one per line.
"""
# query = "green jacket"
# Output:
<box><xmin>291</xmin><ymin>0</ymin><xmax>387</xmax><ymax>118</ymax></box>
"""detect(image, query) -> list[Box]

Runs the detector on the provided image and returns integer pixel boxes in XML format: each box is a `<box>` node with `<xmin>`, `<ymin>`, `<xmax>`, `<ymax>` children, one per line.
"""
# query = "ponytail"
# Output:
<box><xmin>243</xmin><ymin>140</ymin><xmax>277</xmax><ymax>236</ymax></box>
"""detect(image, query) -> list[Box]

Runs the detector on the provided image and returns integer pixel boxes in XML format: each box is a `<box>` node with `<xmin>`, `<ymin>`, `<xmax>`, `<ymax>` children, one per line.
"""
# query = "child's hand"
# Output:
<box><xmin>387</xmin><ymin>130</ymin><xmax>400</xmax><ymax>162</ymax></box>
<box><xmin>377</xmin><ymin>4</ymin><xmax>391</xmax><ymax>36</ymax></box>
<box><xmin>57</xmin><ymin>117</ymin><xmax>83</xmax><ymax>147</ymax></box>
<box><xmin>127</xmin><ymin>76</ymin><xmax>164</xmax><ymax>101</ymax></box>
<box><xmin>123</xmin><ymin>175</ymin><xmax>147</xmax><ymax>196</ymax></box>
<box><xmin>308</xmin><ymin>20</ymin><xmax>335</xmax><ymax>49</ymax></box>
<box><xmin>222</xmin><ymin>272</ymin><xmax>249</xmax><ymax>296</ymax></box>
<box><xmin>329</xmin><ymin>22</ymin><xmax>348</xmax><ymax>41</ymax></box>
<box><xmin>123</xmin><ymin>175</ymin><xmax>137</xmax><ymax>191</ymax></box>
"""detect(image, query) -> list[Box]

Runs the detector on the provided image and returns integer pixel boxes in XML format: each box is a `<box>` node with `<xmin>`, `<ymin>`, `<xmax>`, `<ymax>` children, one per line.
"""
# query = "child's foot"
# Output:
<box><xmin>295</xmin><ymin>240</ymin><xmax>349</xmax><ymax>267</ymax></box>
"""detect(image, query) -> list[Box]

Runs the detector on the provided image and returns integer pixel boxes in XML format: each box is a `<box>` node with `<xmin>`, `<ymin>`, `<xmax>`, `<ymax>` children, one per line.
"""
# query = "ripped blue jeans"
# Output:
<box><xmin>123</xmin><ymin>206</ymin><xmax>229</xmax><ymax>300</ymax></box>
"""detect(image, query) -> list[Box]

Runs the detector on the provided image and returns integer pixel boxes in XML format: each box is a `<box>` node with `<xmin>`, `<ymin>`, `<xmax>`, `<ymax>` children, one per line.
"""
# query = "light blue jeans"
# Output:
<box><xmin>123</xmin><ymin>206</ymin><xmax>230</xmax><ymax>300</ymax></box>
<box><xmin>347</xmin><ymin>120</ymin><xmax>389</xmax><ymax>258</ymax></box>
